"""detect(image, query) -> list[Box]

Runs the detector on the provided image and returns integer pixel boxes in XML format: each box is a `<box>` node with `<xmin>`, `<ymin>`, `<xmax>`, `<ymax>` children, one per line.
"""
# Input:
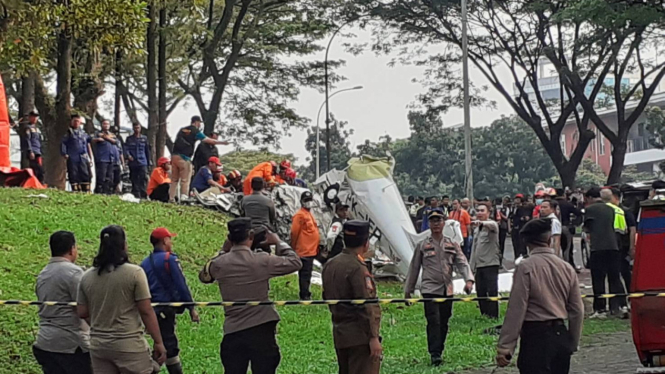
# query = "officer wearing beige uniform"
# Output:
<box><xmin>201</xmin><ymin>218</ymin><xmax>302</xmax><ymax>374</ymax></box>
<box><xmin>404</xmin><ymin>208</ymin><xmax>474</xmax><ymax>367</ymax></box>
<box><xmin>322</xmin><ymin>220</ymin><xmax>382</xmax><ymax>374</ymax></box>
<box><xmin>497</xmin><ymin>218</ymin><xmax>584</xmax><ymax>374</ymax></box>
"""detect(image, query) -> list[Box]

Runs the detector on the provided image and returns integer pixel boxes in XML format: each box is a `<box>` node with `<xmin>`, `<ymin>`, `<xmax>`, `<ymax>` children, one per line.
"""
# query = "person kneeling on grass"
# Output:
<box><xmin>191</xmin><ymin>156</ymin><xmax>230</xmax><ymax>195</ymax></box>
<box><xmin>77</xmin><ymin>225</ymin><xmax>166</xmax><ymax>374</ymax></box>
<box><xmin>148</xmin><ymin>157</ymin><xmax>172</xmax><ymax>202</ymax></box>
<box><xmin>140</xmin><ymin>227</ymin><xmax>199</xmax><ymax>374</ymax></box>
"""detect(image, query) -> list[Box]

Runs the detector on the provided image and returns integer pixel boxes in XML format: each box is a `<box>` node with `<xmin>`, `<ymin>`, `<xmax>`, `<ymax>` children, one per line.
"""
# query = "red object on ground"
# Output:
<box><xmin>0</xmin><ymin>167</ymin><xmax>46</xmax><ymax>189</ymax></box>
<box><xmin>632</xmin><ymin>200</ymin><xmax>665</xmax><ymax>367</ymax></box>
<box><xmin>0</xmin><ymin>75</ymin><xmax>10</xmax><ymax>168</ymax></box>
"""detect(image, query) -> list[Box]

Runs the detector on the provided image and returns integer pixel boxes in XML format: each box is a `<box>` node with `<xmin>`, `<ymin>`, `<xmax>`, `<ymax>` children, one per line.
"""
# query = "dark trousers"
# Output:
<box><xmin>462</xmin><ymin>237</ymin><xmax>472</xmax><ymax>260</ymax></box>
<box><xmin>129</xmin><ymin>165</ymin><xmax>148</xmax><ymax>198</ymax></box>
<box><xmin>67</xmin><ymin>158</ymin><xmax>91</xmax><ymax>190</ymax></box>
<box><xmin>150</xmin><ymin>184</ymin><xmax>170</xmax><ymax>203</ymax></box>
<box><xmin>33</xmin><ymin>346</ymin><xmax>93</xmax><ymax>374</ymax></box>
<box><xmin>94</xmin><ymin>162</ymin><xmax>114</xmax><ymax>194</ymax></box>
<box><xmin>336</xmin><ymin>344</ymin><xmax>380</xmax><ymax>374</ymax></box>
<box><xmin>517</xmin><ymin>321</ymin><xmax>573</xmax><ymax>374</ymax></box>
<box><xmin>423</xmin><ymin>293</ymin><xmax>454</xmax><ymax>358</ymax></box>
<box><xmin>26</xmin><ymin>152</ymin><xmax>44</xmax><ymax>183</ymax></box>
<box><xmin>112</xmin><ymin>164</ymin><xmax>121</xmax><ymax>193</ymax></box>
<box><xmin>156</xmin><ymin>308</ymin><xmax>180</xmax><ymax>359</ymax></box>
<box><xmin>564</xmin><ymin>226</ymin><xmax>577</xmax><ymax>268</ymax></box>
<box><xmin>590</xmin><ymin>250</ymin><xmax>625</xmax><ymax>313</ymax></box>
<box><xmin>511</xmin><ymin>229</ymin><xmax>525</xmax><ymax>259</ymax></box>
<box><xmin>298</xmin><ymin>256</ymin><xmax>315</xmax><ymax>300</ymax></box>
<box><xmin>475</xmin><ymin>266</ymin><xmax>499</xmax><ymax>319</ymax></box>
<box><xmin>220</xmin><ymin>321</ymin><xmax>281</xmax><ymax>374</ymax></box>
<box><xmin>499</xmin><ymin>228</ymin><xmax>508</xmax><ymax>260</ymax></box>
<box><xmin>620</xmin><ymin>249</ymin><xmax>632</xmax><ymax>293</ymax></box>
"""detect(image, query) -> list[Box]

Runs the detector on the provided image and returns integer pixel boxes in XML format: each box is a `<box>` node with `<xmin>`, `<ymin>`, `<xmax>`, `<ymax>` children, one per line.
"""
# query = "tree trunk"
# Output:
<box><xmin>156</xmin><ymin>4</ymin><xmax>167</xmax><ymax>159</ymax></box>
<box><xmin>607</xmin><ymin>140</ymin><xmax>627</xmax><ymax>185</ymax></box>
<box><xmin>114</xmin><ymin>50</ymin><xmax>122</xmax><ymax>130</ymax></box>
<box><xmin>48</xmin><ymin>27</ymin><xmax>73</xmax><ymax>189</ymax></box>
<box><xmin>146</xmin><ymin>1</ymin><xmax>158</xmax><ymax>165</ymax></box>
<box><xmin>202</xmin><ymin>109</ymin><xmax>218</xmax><ymax>136</ymax></box>
<box><xmin>72</xmin><ymin>75</ymin><xmax>103</xmax><ymax>134</ymax></box>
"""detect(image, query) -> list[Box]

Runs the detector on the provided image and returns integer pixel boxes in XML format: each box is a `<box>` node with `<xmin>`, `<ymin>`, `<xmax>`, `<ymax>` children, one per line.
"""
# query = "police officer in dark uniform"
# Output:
<box><xmin>140</xmin><ymin>227</ymin><xmax>199</xmax><ymax>374</ymax></box>
<box><xmin>322</xmin><ymin>220</ymin><xmax>383</xmax><ymax>374</ymax></box>
<box><xmin>124</xmin><ymin>122</ymin><xmax>151</xmax><ymax>198</ymax></box>
<box><xmin>61</xmin><ymin>114</ymin><xmax>93</xmax><ymax>192</ymax></box>
<box><xmin>92</xmin><ymin>120</ymin><xmax>118</xmax><ymax>194</ymax></box>
<box><xmin>326</xmin><ymin>202</ymin><xmax>349</xmax><ymax>260</ymax></box>
<box><xmin>20</xmin><ymin>111</ymin><xmax>44</xmax><ymax>183</ymax></box>
<box><xmin>497</xmin><ymin>218</ymin><xmax>584</xmax><ymax>374</ymax></box>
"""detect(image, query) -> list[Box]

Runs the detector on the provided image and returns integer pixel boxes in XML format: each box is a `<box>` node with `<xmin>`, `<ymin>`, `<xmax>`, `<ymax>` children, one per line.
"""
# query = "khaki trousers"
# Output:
<box><xmin>90</xmin><ymin>349</ymin><xmax>157</xmax><ymax>374</ymax></box>
<box><xmin>169</xmin><ymin>155</ymin><xmax>192</xmax><ymax>201</ymax></box>
<box><xmin>335</xmin><ymin>344</ymin><xmax>380</xmax><ymax>374</ymax></box>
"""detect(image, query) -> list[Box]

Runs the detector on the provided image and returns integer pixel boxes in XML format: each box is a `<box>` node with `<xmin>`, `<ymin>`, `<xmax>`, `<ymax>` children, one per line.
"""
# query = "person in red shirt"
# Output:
<box><xmin>450</xmin><ymin>199</ymin><xmax>472</xmax><ymax>259</ymax></box>
<box><xmin>148</xmin><ymin>157</ymin><xmax>172</xmax><ymax>202</ymax></box>
<box><xmin>290</xmin><ymin>191</ymin><xmax>320</xmax><ymax>300</ymax></box>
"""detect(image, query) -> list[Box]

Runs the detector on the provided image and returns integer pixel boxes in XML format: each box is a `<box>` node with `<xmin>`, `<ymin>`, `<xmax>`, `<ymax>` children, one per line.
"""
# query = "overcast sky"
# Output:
<box><xmin>140</xmin><ymin>27</ymin><xmax>515</xmax><ymax>166</ymax></box>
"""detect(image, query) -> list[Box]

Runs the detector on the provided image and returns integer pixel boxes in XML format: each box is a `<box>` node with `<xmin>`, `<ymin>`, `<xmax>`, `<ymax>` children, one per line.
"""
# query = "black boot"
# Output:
<box><xmin>166</xmin><ymin>362</ymin><xmax>184</xmax><ymax>374</ymax></box>
<box><xmin>431</xmin><ymin>355</ymin><xmax>442</xmax><ymax>366</ymax></box>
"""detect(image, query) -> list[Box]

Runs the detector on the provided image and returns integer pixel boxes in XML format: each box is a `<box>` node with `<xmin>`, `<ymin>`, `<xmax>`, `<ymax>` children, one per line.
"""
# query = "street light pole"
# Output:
<box><xmin>316</xmin><ymin>86</ymin><xmax>363</xmax><ymax>179</ymax></box>
<box><xmin>462</xmin><ymin>0</ymin><xmax>474</xmax><ymax>202</ymax></box>
<box><xmin>324</xmin><ymin>19</ymin><xmax>356</xmax><ymax>173</ymax></box>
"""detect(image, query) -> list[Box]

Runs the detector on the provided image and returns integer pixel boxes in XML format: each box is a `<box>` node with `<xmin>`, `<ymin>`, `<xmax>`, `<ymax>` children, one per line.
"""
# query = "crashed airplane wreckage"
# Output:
<box><xmin>192</xmin><ymin>155</ymin><xmax>463</xmax><ymax>279</ymax></box>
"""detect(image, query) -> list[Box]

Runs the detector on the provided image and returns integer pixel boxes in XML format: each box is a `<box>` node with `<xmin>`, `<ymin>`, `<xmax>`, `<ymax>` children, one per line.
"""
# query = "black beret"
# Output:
<box><xmin>428</xmin><ymin>208</ymin><xmax>446</xmax><ymax>220</ymax></box>
<box><xmin>520</xmin><ymin>218</ymin><xmax>552</xmax><ymax>238</ymax></box>
<box><xmin>228</xmin><ymin>218</ymin><xmax>252</xmax><ymax>236</ymax></box>
<box><xmin>301</xmin><ymin>191</ymin><xmax>313</xmax><ymax>202</ymax></box>
<box><xmin>343</xmin><ymin>220</ymin><xmax>370</xmax><ymax>238</ymax></box>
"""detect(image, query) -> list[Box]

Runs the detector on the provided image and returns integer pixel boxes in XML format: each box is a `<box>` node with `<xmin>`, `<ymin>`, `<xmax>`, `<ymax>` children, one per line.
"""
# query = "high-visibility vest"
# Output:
<box><xmin>607</xmin><ymin>203</ymin><xmax>627</xmax><ymax>235</ymax></box>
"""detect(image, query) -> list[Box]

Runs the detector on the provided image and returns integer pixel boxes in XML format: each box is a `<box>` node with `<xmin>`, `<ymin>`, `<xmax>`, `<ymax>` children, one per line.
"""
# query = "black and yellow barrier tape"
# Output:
<box><xmin>0</xmin><ymin>293</ymin><xmax>664</xmax><ymax>307</ymax></box>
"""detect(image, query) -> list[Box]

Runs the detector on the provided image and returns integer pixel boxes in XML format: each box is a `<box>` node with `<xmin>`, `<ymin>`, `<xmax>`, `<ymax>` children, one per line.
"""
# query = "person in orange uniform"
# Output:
<box><xmin>274</xmin><ymin>160</ymin><xmax>292</xmax><ymax>185</ymax></box>
<box><xmin>148</xmin><ymin>157</ymin><xmax>172</xmax><ymax>203</ymax></box>
<box><xmin>290</xmin><ymin>191</ymin><xmax>320</xmax><ymax>300</ymax></box>
<box><xmin>243</xmin><ymin>161</ymin><xmax>278</xmax><ymax>195</ymax></box>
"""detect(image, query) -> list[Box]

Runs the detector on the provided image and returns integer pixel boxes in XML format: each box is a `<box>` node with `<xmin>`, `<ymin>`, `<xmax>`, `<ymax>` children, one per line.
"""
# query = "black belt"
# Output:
<box><xmin>523</xmin><ymin>319</ymin><xmax>565</xmax><ymax>327</ymax></box>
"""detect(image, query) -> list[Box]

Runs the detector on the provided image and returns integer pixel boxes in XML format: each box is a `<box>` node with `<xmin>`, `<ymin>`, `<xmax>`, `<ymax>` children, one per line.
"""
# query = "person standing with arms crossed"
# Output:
<box><xmin>170</xmin><ymin>116</ymin><xmax>228</xmax><ymax>202</ymax></box>
<box><xmin>405</xmin><ymin>208</ymin><xmax>474</xmax><ymax>367</ymax></box>
<box><xmin>124</xmin><ymin>123</ymin><xmax>151</xmax><ymax>199</ymax></box>
<box><xmin>61</xmin><ymin>114</ymin><xmax>93</xmax><ymax>193</ymax></box>
<box><xmin>469</xmin><ymin>202</ymin><xmax>501</xmax><ymax>319</ymax></box>
<box><xmin>322</xmin><ymin>220</ymin><xmax>383</xmax><ymax>374</ymax></box>
<box><xmin>496</xmin><ymin>218</ymin><xmax>584</xmax><ymax>374</ymax></box>
<box><xmin>92</xmin><ymin>120</ymin><xmax>118</xmax><ymax>194</ymax></box>
<box><xmin>290</xmin><ymin>191</ymin><xmax>320</xmax><ymax>300</ymax></box>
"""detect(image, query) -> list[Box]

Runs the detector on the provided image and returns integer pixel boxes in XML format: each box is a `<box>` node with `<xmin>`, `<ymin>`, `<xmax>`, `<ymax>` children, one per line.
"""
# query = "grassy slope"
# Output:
<box><xmin>0</xmin><ymin>188</ymin><xmax>627</xmax><ymax>374</ymax></box>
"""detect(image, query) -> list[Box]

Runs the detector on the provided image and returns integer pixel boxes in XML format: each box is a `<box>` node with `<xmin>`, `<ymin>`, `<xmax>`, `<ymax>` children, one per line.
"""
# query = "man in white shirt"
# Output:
<box><xmin>540</xmin><ymin>200</ymin><xmax>562</xmax><ymax>257</ymax></box>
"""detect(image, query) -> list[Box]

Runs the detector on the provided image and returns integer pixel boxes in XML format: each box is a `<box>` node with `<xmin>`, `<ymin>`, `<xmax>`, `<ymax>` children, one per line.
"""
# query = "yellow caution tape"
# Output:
<box><xmin>0</xmin><ymin>293</ymin><xmax>662</xmax><ymax>307</ymax></box>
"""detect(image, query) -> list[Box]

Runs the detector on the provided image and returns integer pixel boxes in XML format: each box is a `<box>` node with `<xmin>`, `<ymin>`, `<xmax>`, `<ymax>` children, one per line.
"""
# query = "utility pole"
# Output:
<box><xmin>462</xmin><ymin>0</ymin><xmax>474</xmax><ymax>202</ymax></box>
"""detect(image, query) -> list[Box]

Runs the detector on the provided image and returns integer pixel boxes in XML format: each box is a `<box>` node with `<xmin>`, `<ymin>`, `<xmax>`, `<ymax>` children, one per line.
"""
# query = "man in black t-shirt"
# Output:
<box><xmin>169</xmin><ymin>116</ymin><xmax>229</xmax><ymax>202</ymax></box>
<box><xmin>556</xmin><ymin>189</ymin><xmax>581</xmax><ymax>270</ymax></box>
<box><xmin>509</xmin><ymin>194</ymin><xmax>532</xmax><ymax>259</ymax></box>
<box><xmin>609</xmin><ymin>188</ymin><xmax>637</xmax><ymax>293</ymax></box>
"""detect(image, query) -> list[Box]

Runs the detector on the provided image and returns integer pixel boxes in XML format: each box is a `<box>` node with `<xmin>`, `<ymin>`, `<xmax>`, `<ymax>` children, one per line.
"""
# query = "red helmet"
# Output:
<box><xmin>280</xmin><ymin>160</ymin><xmax>291</xmax><ymax>169</ymax></box>
<box><xmin>157</xmin><ymin>157</ymin><xmax>170</xmax><ymax>167</ymax></box>
<box><xmin>285</xmin><ymin>168</ymin><xmax>297</xmax><ymax>179</ymax></box>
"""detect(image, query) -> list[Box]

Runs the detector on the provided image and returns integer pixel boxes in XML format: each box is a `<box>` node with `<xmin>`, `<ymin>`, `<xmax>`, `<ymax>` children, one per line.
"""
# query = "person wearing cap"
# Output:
<box><xmin>124</xmin><ymin>122</ymin><xmax>152</xmax><ymax>198</ymax></box>
<box><xmin>202</xmin><ymin>218</ymin><xmax>302</xmax><ymax>374</ymax></box>
<box><xmin>420</xmin><ymin>196</ymin><xmax>439</xmax><ymax>232</ymax></box>
<box><xmin>170</xmin><ymin>117</ymin><xmax>229</xmax><ymax>202</ymax></box>
<box><xmin>92</xmin><ymin>120</ymin><xmax>119</xmax><ymax>194</ymax></box>
<box><xmin>191</xmin><ymin>156</ymin><xmax>230</xmax><ymax>194</ymax></box>
<box><xmin>405</xmin><ymin>208</ymin><xmax>474</xmax><ymax>366</ymax></box>
<box><xmin>61</xmin><ymin>114</ymin><xmax>93</xmax><ymax>193</ymax></box>
<box><xmin>274</xmin><ymin>160</ymin><xmax>293</xmax><ymax>185</ymax></box>
<box><xmin>241</xmin><ymin>177</ymin><xmax>277</xmax><ymax>231</ymax></box>
<box><xmin>290</xmin><ymin>191</ymin><xmax>321</xmax><ymax>300</ymax></box>
<box><xmin>509</xmin><ymin>194</ymin><xmax>533</xmax><ymax>259</ymax></box>
<box><xmin>192</xmin><ymin>131</ymin><xmax>221</xmax><ymax>175</ymax></box>
<box><xmin>650</xmin><ymin>180</ymin><xmax>665</xmax><ymax>200</ymax></box>
<box><xmin>140</xmin><ymin>228</ymin><xmax>198</xmax><ymax>374</ymax></box>
<box><xmin>470</xmin><ymin>202</ymin><xmax>501</xmax><ymax>319</ymax></box>
<box><xmin>226</xmin><ymin>170</ymin><xmax>243</xmax><ymax>192</ymax></box>
<box><xmin>33</xmin><ymin>231</ymin><xmax>92</xmax><ymax>374</ymax></box>
<box><xmin>14</xmin><ymin>110</ymin><xmax>45</xmax><ymax>183</ymax></box>
<box><xmin>496</xmin><ymin>218</ymin><xmax>584</xmax><ymax>374</ymax></box>
<box><xmin>326</xmin><ymin>202</ymin><xmax>350</xmax><ymax>260</ymax></box>
<box><xmin>532</xmin><ymin>190</ymin><xmax>549</xmax><ymax>219</ymax></box>
<box><xmin>148</xmin><ymin>157</ymin><xmax>172</xmax><ymax>202</ymax></box>
<box><xmin>243</xmin><ymin>161</ymin><xmax>279</xmax><ymax>195</ymax></box>
<box><xmin>322</xmin><ymin>220</ymin><xmax>383</xmax><ymax>374</ymax></box>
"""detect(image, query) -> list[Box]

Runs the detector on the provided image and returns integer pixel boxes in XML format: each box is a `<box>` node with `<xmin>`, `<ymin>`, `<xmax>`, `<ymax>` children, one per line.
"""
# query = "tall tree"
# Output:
<box><xmin>355</xmin><ymin>0</ymin><xmax>665</xmax><ymax>187</ymax></box>
<box><xmin>146</xmin><ymin>0</ymin><xmax>158</xmax><ymax>163</ymax></box>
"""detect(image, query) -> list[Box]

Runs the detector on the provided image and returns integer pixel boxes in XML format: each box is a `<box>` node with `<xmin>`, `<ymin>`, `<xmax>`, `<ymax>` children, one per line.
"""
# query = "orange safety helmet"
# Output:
<box><xmin>228</xmin><ymin>170</ymin><xmax>242</xmax><ymax>180</ymax></box>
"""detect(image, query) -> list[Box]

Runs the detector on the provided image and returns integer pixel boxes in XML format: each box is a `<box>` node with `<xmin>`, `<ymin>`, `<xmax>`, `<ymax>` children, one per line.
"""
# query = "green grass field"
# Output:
<box><xmin>0</xmin><ymin>188</ymin><xmax>628</xmax><ymax>374</ymax></box>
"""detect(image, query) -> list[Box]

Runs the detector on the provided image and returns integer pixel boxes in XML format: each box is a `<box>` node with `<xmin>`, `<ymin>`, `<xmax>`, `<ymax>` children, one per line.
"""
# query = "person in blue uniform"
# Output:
<box><xmin>15</xmin><ymin>110</ymin><xmax>45</xmax><ymax>183</ymax></box>
<box><xmin>110</xmin><ymin>125</ymin><xmax>125</xmax><ymax>194</ymax></box>
<box><xmin>124</xmin><ymin>122</ymin><xmax>151</xmax><ymax>198</ymax></box>
<box><xmin>92</xmin><ymin>120</ymin><xmax>118</xmax><ymax>194</ymax></box>
<box><xmin>61</xmin><ymin>114</ymin><xmax>93</xmax><ymax>192</ymax></box>
<box><xmin>140</xmin><ymin>227</ymin><xmax>199</xmax><ymax>374</ymax></box>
